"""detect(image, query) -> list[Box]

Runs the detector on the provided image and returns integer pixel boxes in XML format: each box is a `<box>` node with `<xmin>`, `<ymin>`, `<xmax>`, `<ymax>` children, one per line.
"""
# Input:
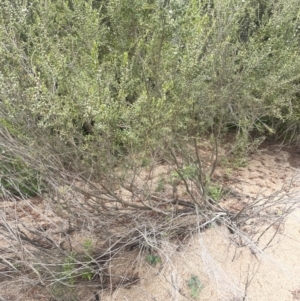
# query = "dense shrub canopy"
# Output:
<box><xmin>0</xmin><ymin>0</ymin><xmax>300</xmax><ymax>192</ymax></box>
<box><xmin>1</xmin><ymin>2</ymin><xmax>300</xmax><ymax>298</ymax></box>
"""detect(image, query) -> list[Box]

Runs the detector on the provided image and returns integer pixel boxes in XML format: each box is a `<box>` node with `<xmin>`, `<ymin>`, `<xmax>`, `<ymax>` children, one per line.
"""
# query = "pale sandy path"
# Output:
<box><xmin>101</xmin><ymin>148</ymin><xmax>300</xmax><ymax>301</ymax></box>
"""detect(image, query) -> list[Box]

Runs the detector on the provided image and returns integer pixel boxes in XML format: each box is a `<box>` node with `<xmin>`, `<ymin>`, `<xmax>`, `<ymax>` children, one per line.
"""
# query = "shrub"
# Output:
<box><xmin>0</xmin><ymin>0</ymin><xmax>299</xmax><ymax>298</ymax></box>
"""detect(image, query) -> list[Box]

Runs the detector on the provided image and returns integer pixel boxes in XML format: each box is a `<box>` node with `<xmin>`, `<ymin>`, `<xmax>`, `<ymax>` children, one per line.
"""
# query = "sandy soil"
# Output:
<box><xmin>1</xmin><ymin>145</ymin><xmax>300</xmax><ymax>301</ymax></box>
<box><xmin>98</xmin><ymin>146</ymin><xmax>300</xmax><ymax>301</ymax></box>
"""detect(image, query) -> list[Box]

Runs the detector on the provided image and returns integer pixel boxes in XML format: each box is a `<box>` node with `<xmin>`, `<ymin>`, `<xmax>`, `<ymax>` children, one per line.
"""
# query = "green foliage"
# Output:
<box><xmin>155</xmin><ymin>178</ymin><xmax>166</xmax><ymax>192</ymax></box>
<box><xmin>82</xmin><ymin>239</ymin><xmax>93</xmax><ymax>254</ymax></box>
<box><xmin>0</xmin><ymin>0</ymin><xmax>300</xmax><ymax>194</ymax></box>
<box><xmin>62</xmin><ymin>252</ymin><xmax>77</xmax><ymax>285</ymax></box>
<box><xmin>81</xmin><ymin>239</ymin><xmax>95</xmax><ymax>281</ymax></box>
<box><xmin>81</xmin><ymin>267</ymin><xmax>94</xmax><ymax>281</ymax></box>
<box><xmin>169</xmin><ymin>171</ymin><xmax>181</xmax><ymax>183</ymax></box>
<box><xmin>145</xmin><ymin>254</ymin><xmax>161</xmax><ymax>266</ymax></box>
<box><xmin>187</xmin><ymin>274</ymin><xmax>203</xmax><ymax>299</ymax></box>
<box><xmin>208</xmin><ymin>184</ymin><xmax>223</xmax><ymax>202</ymax></box>
<box><xmin>1</xmin><ymin>0</ymin><xmax>300</xmax><ymax>293</ymax></box>
<box><xmin>141</xmin><ymin>157</ymin><xmax>152</xmax><ymax>167</ymax></box>
<box><xmin>60</xmin><ymin>246</ymin><xmax>95</xmax><ymax>284</ymax></box>
<box><xmin>0</xmin><ymin>151</ymin><xmax>43</xmax><ymax>197</ymax></box>
<box><xmin>170</xmin><ymin>165</ymin><xmax>198</xmax><ymax>183</ymax></box>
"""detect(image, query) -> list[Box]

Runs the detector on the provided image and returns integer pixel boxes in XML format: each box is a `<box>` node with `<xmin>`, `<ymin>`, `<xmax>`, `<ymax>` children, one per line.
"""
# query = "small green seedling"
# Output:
<box><xmin>141</xmin><ymin>157</ymin><xmax>151</xmax><ymax>167</ymax></box>
<box><xmin>81</xmin><ymin>268</ymin><xmax>94</xmax><ymax>281</ymax></box>
<box><xmin>208</xmin><ymin>184</ymin><xmax>223</xmax><ymax>202</ymax></box>
<box><xmin>187</xmin><ymin>274</ymin><xmax>203</xmax><ymax>299</ymax></box>
<box><xmin>146</xmin><ymin>254</ymin><xmax>161</xmax><ymax>266</ymax></box>
<box><xmin>81</xmin><ymin>239</ymin><xmax>95</xmax><ymax>280</ymax></box>
<box><xmin>155</xmin><ymin>178</ymin><xmax>165</xmax><ymax>192</ymax></box>
<box><xmin>62</xmin><ymin>252</ymin><xmax>77</xmax><ymax>284</ymax></box>
<box><xmin>169</xmin><ymin>170</ymin><xmax>181</xmax><ymax>183</ymax></box>
<box><xmin>83</xmin><ymin>239</ymin><xmax>93</xmax><ymax>254</ymax></box>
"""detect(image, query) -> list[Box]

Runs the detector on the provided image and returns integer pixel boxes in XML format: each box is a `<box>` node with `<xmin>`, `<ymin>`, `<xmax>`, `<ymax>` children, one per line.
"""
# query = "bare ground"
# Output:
<box><xmin>99</xmin><ymin>146</ymin><xmax>300</xmax><ymax>301</ymax></box>
<box><xmin>1</xmin><ymin>145</ymin><xmax>300</xmax><ymax>301</ymax></box>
